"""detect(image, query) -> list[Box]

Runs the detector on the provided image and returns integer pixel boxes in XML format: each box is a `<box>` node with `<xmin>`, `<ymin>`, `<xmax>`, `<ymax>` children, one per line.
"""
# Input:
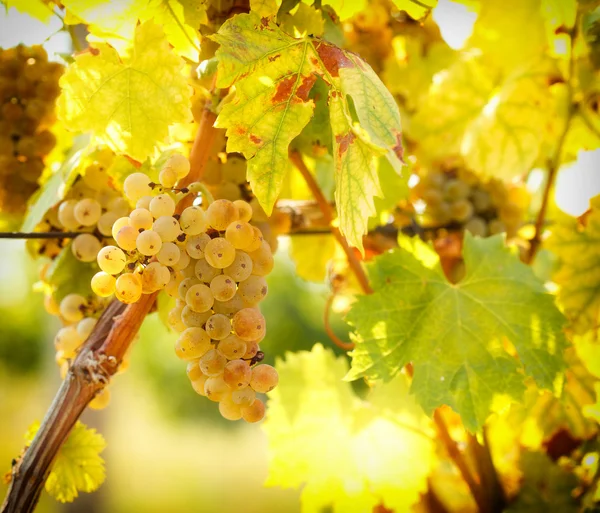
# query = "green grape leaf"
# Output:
<box><xmin>58</xmin><ymin>21</ymin><xmax>192</xmax><ymax>162</ymax></box>
<box><xmin>546</xmin><ymin>197</ymin><xmax>600</xmax><ymax>334</ymax></box>
<box><xmin>264</xmin><ymin>344</ymin><xmax>435</xmax><ymax>513</ymax></box>
<box><xmin>179</xmin><ymin>0</ymin><xmax>208</xmax><ymax>30</ymax></box>
<box><xmin>506</xmin><ymin>451</ymin><xmax>579</xmax><ymax>513</ymax></box>
<box><xmin>21</xmin><ymin>136</ymin><xmax>90</xmax><ymax>233</ymax></box>
<box><xmin>391</xmin><ymin>0</ymin><xmax>437</xmax><ymax>20</ymax></box>
<box><xmin>25</xmin><ymin>421</ymin><xmax>106</xmax><ymax>503</ymax></box>
<box><xmin>280</xmin><ymin>2</ymin><xmax>324</xmax><ymax>37</ymax></box>
<box><xmin>320</xmin><ymin>0</ymin><xmax>366</xmax><ymax>20</ymax></box>
<box><xmin>46</xmin><ymin>242</ymin><xmax>99</xmax><ymax>303</ymax></box>
<box><xmin>346</xmin><ymin>234</ymin><xmax>567</xmax><ymax>431</ymax></box>
<box><xmin>212</xmin><ymin>12</ymin><xmax>403</xmax><ymax>251</ymax></box>
<box><xmin>2</xmin><ymin>0</ymin><xmax>54</xmax><ymax>22</ymax></box>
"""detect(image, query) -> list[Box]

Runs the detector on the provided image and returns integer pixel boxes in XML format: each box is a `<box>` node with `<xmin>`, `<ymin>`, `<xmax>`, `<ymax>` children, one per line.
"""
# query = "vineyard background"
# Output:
<box><xmin>1</xmin><ymin>0</ymin><xmax>600</xmax><ymax>512</ymax></box>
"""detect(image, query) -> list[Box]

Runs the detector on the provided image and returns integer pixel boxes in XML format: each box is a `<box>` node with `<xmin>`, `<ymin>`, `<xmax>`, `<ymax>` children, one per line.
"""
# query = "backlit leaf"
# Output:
<box><xmin>346</xmin><ymin>234</ymin><xmax>567</xmax><ymax>431</ymax></box>
<box><xmin>58</xmin><ymin>21</ymin><xmax>192</xmax><ymax>161</ymax></box>
<box><xmin>392</xmin><ymin>0</ymin><xmax>437</xmax><ymax>20</ymax></box>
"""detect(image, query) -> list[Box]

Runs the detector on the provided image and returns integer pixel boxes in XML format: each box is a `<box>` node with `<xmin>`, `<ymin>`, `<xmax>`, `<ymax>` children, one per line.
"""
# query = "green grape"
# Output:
<box><xmin>243</xmin><ymin>340</ymin><xmax>259</xmax><ymax>359</ymax></box>
<box><xmin>218</xmin><ymin>397</ymin><xmax>242</xmax><ymax>421</ymax></box>
<box><xmin>115</xmin><ymin>273</ymin><xmax>142</xmax><ymax>304</ymax></box>
<box><xmin>191</xmin><ymin>374</ymin><xmax>209</xmax><ymax>396</ymax></box>
<box><xmin>205</xmin><ymin>313</ymin><xmax>232</xmax><ymax>340</ymax></box>
<box><xmin>136</xmin><ymin>196</ymin><xmax>152</xmax><ymax>210</ymax></box>
<box><xmin>76</xmin><ymin>317</ymin><xmax>97</xmax><ymax>340</ymax></box>
<box><xmin>73</xmin><ymin>198</ymin><xmax>101</xmax><ymax>226</ymax></box>
<box><xmin>206</xmin><ymin>199</ymin><xmax>239</xmax><ymax>231</ymax></box>
<box><xmin>91</xmin><ymin>271</ymin><xmax>116</xmax><ymax>297</ymax></box>
<box><xmin>422</xmin><ymin>188</ymin><xmax>444</xmax><ymax>205</ymax></box>
<box><xmin>231</xmin><ymin>386</ymin><xmax>256</xmax><ymax>407</ymax></box>
<box><xmin>443</xmin><ymin>179</ymin><xmax>471</xmax><ymax>201</ymax></box>
<box><xmin>248</xmin><ymin>241</ymin><xmax>274</xmax><ymax>276</ymax></box>
<box><xmin>156</xmin><ymin>242</ymin><xmax>181</xmax><ymax>266</ymax></box>
<box><xmin>241</xmin><ymin>399</ymin><xmax>265</xmax><ymax>423</ymax></box>
<box><xmin>249</xmin><ymin>364</ymin><xmax>278</xmax><ymax>393</ymax></box>
<box><xmin>129</xmin><ymin>208</ymin><xmax>153</xmax><ymax>230</ymax></box>
<box><xmin>237</xmin><ymin>275</ymin><xmax>268</xmax><ymax>304</ymax></box>
<box><xmin>223</xmin><ymin>359</ymin><xmax>251</xmax><ymax>390</ymax></box>
<box><xmin>214</xmin><ymin>181</ymin><xmax>242</xmax><ymax>201</ymax></box>
<box><xmin>204</xmin><ymin>237</ymin><xmax>236</xmax><ymax>268</ymax></box>
<box><xmin>217</xmin><ymin>334</ymin><xmax>246</xmax><ymax>359</ymax></box>
<box><xmin>199</xmin><ymin>348</ymin><xmax>227</xmax><ymax>377</ymax></box>
<box><xmin>111</xmin><ymin>216</ymin><xmax>131</xmax><ymax>239</ymax></box>
<box><xmin>159</xmin><ymin>168</ymin><xmax>178</xmax><ymax>188</ymax></box>
<box><xmin>232</xmin><ymin>308</ymin><xmax>265</xmax><ymax>341</ymax></box>
<box><xmin>450</xmin><ymin>199</ymin><xmax>474</xmax><ymax>223</ymax></box>
<box><xmin>71</xmin><ymin>233</ymin><xmax>102</xmax><ymax>262</ymax></box>
<box><xmin>115</xmin><ymin>225</ymin><xmax>138</xmax><ymax>252</ymax></box>
<box><xmin>471</xmin><ymin>189</ymin><xmax>492</xmax><ymax>213</ymax></box>
<box><xmin>464</xmin><ymin>216</ymin><xmax>488</xmax><ymax>237</ymax></box>
<box><xmin>181</xmin><ymin>305</ymin><xmax>212</xmax><ymax>328</ymax></box>
<box><xmin>172</xmin><ymin>249</ymin><xmax>190</xmax><ymax>271</ymax></box>
<box><xmin>180</xmin><ymin>206</ymin><xmax>208</xmax><ymax>235</ymax></box>
<box><xmin>186</xmin><ymin>233</ymin><xmax>211</xmax><ymax>259</ymax></box>
<box><xmin>233</xmin><ymin>200</ymin><xmax>253</xmax><ymax>223</ymax></box>
<box><xmin>59</xmin><ymin>293</ymin><xmax>87</xmax><ymax>323</ymax></box>
<box><xmin>153</xmin><ymin>215</ymin><xmax>181</xmax><ymax>242</ymax></box>
<box><xmin>194</xmin><ymin>257</ymin><xmax>221</xmax><ymax>282</ymax></box>
<box><xmin>244</xmin><ymin>226</ymin><xmax>264</xmax><ymax>253</ymax></box>
<box><xmin>221</xmin><ymin>156</ymin><xmax>246</xmax><ymax>183</ymax></box>
<box><xmin>58</xmin><ymin>199</ymin><xmax>79</xmax><ymax>230</ymax></box>
<box><xmin>136</xmin><ymin>230</ymin><xmax>163</xmax><ymax>256</ymax></box>
<box><xmin>489</xmin><ymin>219</ymin><xmax>506</xmax><ymax>234</ymax></box>
<box><xmin>168</xmin><ymin>305</ymin><xmax>186</xmax><ymax>332</ymax></box>
<box><xmin>178</xmin><ymin>277</ymin><xmax>200</xmax><ymax>300</ymax></box>
<box><xmin>165</xmin><ymin>272</ymin><xmax>183</xmax><ymax>298</ymax></box>
<box><xmin>186</xmin><ymin>360</ymin><xmax>203</xmax><ymax>381</ymax></box>
<box><xmin>225</xmin><ymin>220</ymin><xmax>254</xmax><ymax>249</ymax></box>
<box><xmin>175</xmin><ymin>327</ymin><xmax>212</xmax><ymax>360</ymax></box>
<box><xmin>108</xmin><ymin>197</ymin><xmax>129</xmax><ymax>217</ymax></box>
<box><xmin>141</xmin><ymin>262</ymin><xmax>170</xmax><ymax>293</ymax></box>
<box><xmin>123</xmin><ymin>172</ymin><xmax>152</xmax><ymax>202</ymax></box>
<box><xmin>54</xmin><ymin>326</ymin><xmax>83</xmax><ymax>357</ymax></box>
<box><xmin>204</xmin><ymin>375</ymin><xmax>230</xmax><ymax>402</ymax></box>
<box><xmin>223</xmin><ymin>251</ymin><xmax>253</xmax><ymax>282</ymax></box>
<box><xmin>212</xmin><ymin>293</ymin><xmax>244</xmax><ymax>316</ymax></box>
<box><xmin>149</xmin><ymin>193</ymin><xmax>175</xmax><ymax>218</ymax></box>
<box><xmin>209</xmin><ymin>274</ymin><xmax>237</xmax><ymax>302</ymax></box>
<box><xmin>97</xmin><ymin>211</ymin><xmax>119</xmax><ymax>237</ymax></box>
<box><xmin>164</xmin><ymin>153</ymin><xmax>190</xmax><ymax>179</ymax></box>
<box><xmin>186</xmin><ymin>283</ymin><xmax>214</xmax><ymax>313</ymax></box>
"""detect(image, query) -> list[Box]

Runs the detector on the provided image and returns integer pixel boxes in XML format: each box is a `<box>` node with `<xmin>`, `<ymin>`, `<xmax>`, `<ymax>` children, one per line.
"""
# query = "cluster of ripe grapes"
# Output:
<box><xmin>0</xmin><ymin>45</ymin><xmax>62</xmax><ymax>214</ymax></box>
<box><xmin>413</xmin><ymin>166</ymin><xmax>526</xmax><ymax>239</ymax></box>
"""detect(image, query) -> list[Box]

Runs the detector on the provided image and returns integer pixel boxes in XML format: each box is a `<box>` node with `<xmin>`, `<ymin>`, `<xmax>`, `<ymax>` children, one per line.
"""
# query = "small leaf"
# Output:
<box><xmin>289</xmin><ymin>233</ymin><xmax>336</xmax><ymax>282</ymax></box>
<box><xmin>347</xmin><ymin>234</ymin><xmax>567</xmax><ymax>431</ymax></box>
<box><xmin>391</xmin><ymin>0</ymin><xmax>437</xmax><ymax>20</ymax></box>
<box><xmin>58</xmin><ymin>21</ymin><xmax>192</xmax><ymax>162</ymax></box>
<box><xmin>25</xmin><ymin>421</ymin><xmax>106</xmax><ymax>503</ymax></box>
<box><xmin>46</xmin><ymin>242</ymin><xmax>99</xmax><ymax>303</ymax></box>
<box><xmin>2</xmin><ymin>0</ymin><xmax>54</xmax><ymax>22</ymax></box>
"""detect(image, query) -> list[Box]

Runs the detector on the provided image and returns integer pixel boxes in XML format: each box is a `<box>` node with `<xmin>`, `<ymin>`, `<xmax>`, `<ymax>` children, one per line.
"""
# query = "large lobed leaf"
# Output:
<box><xmin>212</xmin><ymin>12</ymin><xmax>404</xmax><ymax>252</ymax></box>
<box><xmin>25</xmin><ymin>421</ymin><xmax>106</xmax><ymax>503</ymax></box>
<box><xmin>546</xmin><ymin>196</ymin><xmax>600</xmax><ymax>334</ymax></box>
<box><xmin>58</xmin><ymin>21</ymin><xmax>192</xmax><ymax>162</ymax></box>
<box><xmin>264</xmin><ymin>344</ymin><xmax>435</xmax><ymax>513</ymax></box>
<box><xmin>346</xmin><ymin>234</ymin><xmax>567</xmax><ymax>431</ymax></box>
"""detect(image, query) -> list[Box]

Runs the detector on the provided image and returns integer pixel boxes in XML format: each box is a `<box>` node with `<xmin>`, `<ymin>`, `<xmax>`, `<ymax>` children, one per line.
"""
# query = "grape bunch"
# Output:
<box><xmin>0</xmin><ymin>45</ymin><xmax>63</xmax><ymax>214</ymax></box>
<box><xmin>413</xmin><ymin>165</ymin><xmax>526</xmax><ymax>239</ymax></box>
<box><xmin>32</xmin><ymin>150</ymin><xmax>128</xmax><ymax>261</ymax></box>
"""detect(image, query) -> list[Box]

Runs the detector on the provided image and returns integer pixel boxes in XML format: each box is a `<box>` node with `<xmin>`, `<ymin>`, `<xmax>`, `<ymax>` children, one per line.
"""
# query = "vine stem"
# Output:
<box><xmin>1</xmin><ymin>103</ymin><xmax>219</xmax><ymax>513</ymax></box>
<box><xmin>289</xmin><ymin>150</ymin><xmax>373</xmax><ymax>295</ymax></box>
<box><xmin>290</xmin><ymin>150</ymin><xmax>488</xmax><ymax>512</ymax></box>
<box><xmin>324</xmin><ymin>294</ymin><xmax>354</xmax><ymax>351</ymax></box>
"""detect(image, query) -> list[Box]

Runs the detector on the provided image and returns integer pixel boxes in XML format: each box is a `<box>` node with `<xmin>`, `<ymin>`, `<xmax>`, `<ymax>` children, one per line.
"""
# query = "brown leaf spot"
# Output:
<box><xmin>234</xmin><ymin>126</ymin><xmax>246</xmax><ymax>137</ymax></box>
<box><xmin>268</xmin><ymin>54</ymin><xmax>281</xmax><ymax>62</ymax></box>
<box><xmin>272</xmin><ymin>76</ymin><xmax>296</xmax><ymax>103</ymax></box>
<box><xmin>261</xmin><ymin>17</ymin><xmax>270</xmax><ymax>28</ymax></box>
<box><xmin>249</xmin><ymin>134</ymin><xmax>262</xmax><ymax>145</ymax></box>
<box><xmin>314</xmin><ymin>41</ymin><xmax>353</xmax><ymax>78</ymax></box>
<box><xmin>335</xmin><ymin>132</ymin><xmax>355</xmax><ymax>156</ymax></box>
<box><xmin>392</xmin><ymin>131</ymin><xmax>404</xmax><ymax>163</ymax></box>
<box><xmin>296</xmin><ymin>74</ymin><xmax>317</xmax><ymax>101</ymax></box>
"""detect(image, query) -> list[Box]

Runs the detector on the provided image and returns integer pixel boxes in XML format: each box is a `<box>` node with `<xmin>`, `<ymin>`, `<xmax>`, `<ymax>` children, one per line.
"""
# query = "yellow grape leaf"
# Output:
<box><xmin>546</xmin><ymin>197</ymin><xmax>600</xmax><ymax>334</ymax></box>
<box><xmin>321</xmin><ymin>0</ymin><xmax>367</xmax><ymax>20</ymax></box>
<box><xmin>61</xmin><ymin>0</ymin><xmax>203</xmax><ymax>59</ymax></box>
<box><xmin>289</xmin><ymin>234</ymin><xmax>336</xmax><ymax>282</ymax></box>
<box><xmin>58</xmin><ymin>21</ymin><xmax>192</xmax><ymax>162</ymax></box>
<box><xmin>391</xmin><ymin>0</ymin><xmax>437</xmax><ymax>20</ymax></box>
<box><xmin>280</xmin><ymin>3</ymin><xmax>324</xmax><ymax>38</ymax></box>
<box><xmin>213</xmin><ymin>12</ymin><xmax>403</xmax><ymax>251</ymax></box>
<box><xmin>467</xmin><ymin>0</ymin><xmax>547</xmax><ymax>73</ymax></box>
<box><xmin>25</xmin><ymin>421</ymin><xmax>106</xmax><ymax>503</ymax></box>
<box><xmin>264</xmin><ymin>344</ymin><xmax>435</xmax><ymax>513</ymax></box>
<box><xmin>2</xmin><ymin>0</ymin><xmax>54</xmax><ymax>22</ymax></box>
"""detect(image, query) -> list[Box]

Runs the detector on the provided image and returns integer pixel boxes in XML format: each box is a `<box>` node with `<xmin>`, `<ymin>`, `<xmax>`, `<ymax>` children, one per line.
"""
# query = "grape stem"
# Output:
<box><xmin>0</xmin><ymin>231</ymin><xmax>85</xmax><ymax>239</ymax></box>
<box><xmin>1</xmin><ymin>102</ymin><xmax>219</xmax><ymax>513</ymax></box>
<box><xmin>323</xmin><ymin>294</ymin><xmax>354</xmax><ymax>351</ymax></box>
